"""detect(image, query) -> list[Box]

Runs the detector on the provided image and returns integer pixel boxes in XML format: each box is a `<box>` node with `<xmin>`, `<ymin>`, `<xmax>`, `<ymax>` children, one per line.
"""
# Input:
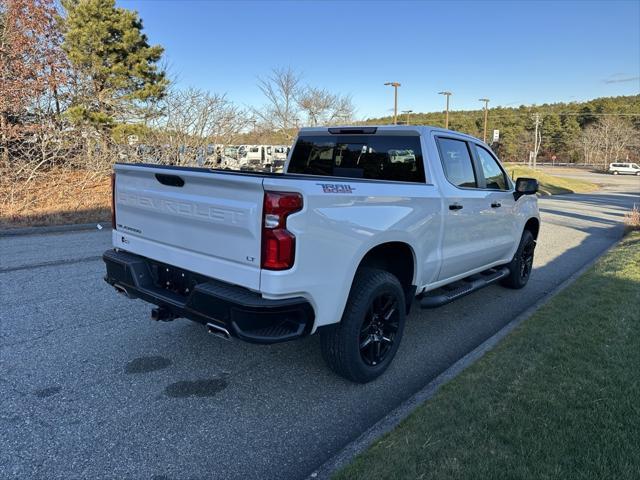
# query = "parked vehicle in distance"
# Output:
<box><xmin>104</xmin><ymin>126</ymin><xmax>540</xmax><ymax>383</ymax></box>
<box><xmin>243</xmin><ymin>145</ymin><xmax>266</xmax><ymax>163</ymax></box>
<box><xmin>609</xmin><ymin>162</ymin><xmax>640</xmax><ymax>175</ymax></box>
<box><xmin>267</xmin><ymin>159</ymin><xmax>285</xmax><ymax>173</ymax></box>
<box><xmin>271</xmin><ymin>145</ymin><xmax>289</xmax><ymax>161</ymax></box>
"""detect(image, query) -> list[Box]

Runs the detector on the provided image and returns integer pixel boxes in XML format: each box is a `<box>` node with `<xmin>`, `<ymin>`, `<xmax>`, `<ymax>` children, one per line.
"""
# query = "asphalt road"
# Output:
<box><xmin>1</xmin><ymin>173</ymin><xmax>638</xmax><ymax>479</ymax></box>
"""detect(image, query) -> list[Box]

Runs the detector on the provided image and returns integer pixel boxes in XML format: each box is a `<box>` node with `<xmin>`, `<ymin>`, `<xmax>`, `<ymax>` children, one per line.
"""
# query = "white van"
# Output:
<box><xmin>241</xmin><ymin>145</ymin><xmax>267</xmax><ymax>171</ymax></box>
<box><xmin>609</xmin><ymin>162</ymin><xmax>640</xmax><ymax>175</ymax></box>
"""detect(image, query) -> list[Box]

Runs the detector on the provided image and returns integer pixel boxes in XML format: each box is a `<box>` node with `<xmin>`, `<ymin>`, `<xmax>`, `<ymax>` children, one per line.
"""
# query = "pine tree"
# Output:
<box><xmin>559</xmin><ymin>115</ymin><xmax>581</xmax><ymax>160</ymax></box>
<box><xmin>542</xmin><ymin>114</ymin><xmax>563</xmax><ymax>156</ymax></box>
<box><xmin>62</xmin><ymin>0</ymin><xmax>167</xmax><ymax>129</ymax></box>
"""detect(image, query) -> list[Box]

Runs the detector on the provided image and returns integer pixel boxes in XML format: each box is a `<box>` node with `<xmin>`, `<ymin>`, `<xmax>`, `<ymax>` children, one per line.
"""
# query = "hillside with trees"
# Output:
<box><xmin>364</xmin><ymin>95</ymin><xmax>640</xmax><ymax>166</ymax></box>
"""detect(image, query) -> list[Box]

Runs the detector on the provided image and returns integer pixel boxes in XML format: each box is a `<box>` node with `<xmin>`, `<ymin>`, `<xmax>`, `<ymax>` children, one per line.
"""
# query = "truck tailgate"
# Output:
<box><xmin>112</xmin><ymin>164</ymin><xmax>264</xmax><ymax>290</ymax></box>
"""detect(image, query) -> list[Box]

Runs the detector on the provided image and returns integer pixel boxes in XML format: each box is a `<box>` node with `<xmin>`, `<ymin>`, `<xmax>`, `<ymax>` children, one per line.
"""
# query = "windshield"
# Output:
<box><xmin>288</xmin><ymin>135</ymin><xmax>425</xmax><ymax>183</ymax></box>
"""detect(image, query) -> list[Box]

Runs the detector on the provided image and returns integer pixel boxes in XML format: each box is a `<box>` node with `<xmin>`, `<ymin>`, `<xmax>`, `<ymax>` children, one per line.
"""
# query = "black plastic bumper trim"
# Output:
<box><xmin>103</xmin><ymin>249</ymin><xmax>314</xmax><ymax>344</ymax></box>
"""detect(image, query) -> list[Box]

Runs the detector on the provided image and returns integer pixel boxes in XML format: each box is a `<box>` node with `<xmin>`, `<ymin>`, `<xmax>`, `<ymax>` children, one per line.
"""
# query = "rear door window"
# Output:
<box><xmin>474</xmin><ymin>145</ymin><xmax>509</xmax><ymax>190</ymax></box>
<box><xmin>436</xmin><ymin>137</ymin><xmax>477</xmax><ymax>188</ymax></box>
<box><xmin>288</xmin><ymin>135</ymin><xmax>425</xmax><ymax>183</ymax></box>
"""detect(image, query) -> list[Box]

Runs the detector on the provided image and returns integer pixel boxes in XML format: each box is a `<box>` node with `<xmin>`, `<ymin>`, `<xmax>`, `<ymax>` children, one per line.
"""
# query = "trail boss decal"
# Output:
<box><xmin>317</xmin><ymin>183</ymin><xmax>356</xmax><ymax>194</ymax></box>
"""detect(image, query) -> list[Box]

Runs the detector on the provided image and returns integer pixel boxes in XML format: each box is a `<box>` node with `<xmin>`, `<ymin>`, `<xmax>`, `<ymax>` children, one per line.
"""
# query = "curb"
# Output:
<box><xmin>0</xmin><ymin>222</ymin><xmax>109</xmax><ymax>237</ymax></box>
<box><xmin>307</xmin><ymin>242</ymin><xmax>616</xmax><ymax>480</ymax></box>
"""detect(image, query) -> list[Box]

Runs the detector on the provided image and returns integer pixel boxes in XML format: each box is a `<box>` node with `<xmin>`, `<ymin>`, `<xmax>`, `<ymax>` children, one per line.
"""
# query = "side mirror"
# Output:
<box><xmin>514</xmin><ymin>177</ymin><xmax>539</xmax><ymax>200</ymax></box>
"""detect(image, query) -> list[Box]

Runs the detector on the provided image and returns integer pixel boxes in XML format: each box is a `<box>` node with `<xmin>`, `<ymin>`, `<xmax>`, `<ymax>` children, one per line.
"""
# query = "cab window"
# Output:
<box><xmin>288</xmin><ymin>135</ymin><xmax>425</xmax><ymax>183</ymax></box>
<box><xmin>436</xmin><ymin>138</ymin><xmax>477</xmax><ymax>188</ymax></box>
<box><xmin>475</xmin><ymin>145</ymin><xmax>509</xmax><ymax>190</ymax></box>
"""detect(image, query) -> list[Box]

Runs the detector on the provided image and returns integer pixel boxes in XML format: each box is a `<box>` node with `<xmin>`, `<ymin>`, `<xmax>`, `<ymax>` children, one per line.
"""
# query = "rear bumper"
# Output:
<box><xmin>103</xmin><ymin>249</ymin><xmax>314</xmax><ymax>344</ymax></box>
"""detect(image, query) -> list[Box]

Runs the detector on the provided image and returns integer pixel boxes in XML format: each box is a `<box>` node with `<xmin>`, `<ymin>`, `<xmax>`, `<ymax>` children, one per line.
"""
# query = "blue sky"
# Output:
<box><xmin>119</xmin><ymin>0</ymin><xmax>640</xmax><ymax>118</ymax></box>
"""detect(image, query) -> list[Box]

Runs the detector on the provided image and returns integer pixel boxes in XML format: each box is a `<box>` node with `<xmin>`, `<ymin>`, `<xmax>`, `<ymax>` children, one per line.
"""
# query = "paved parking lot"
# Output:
<box><xmin>1</xmin><ymin>173</ymin><xmax>638</xmax><ymax>479</ymax></box>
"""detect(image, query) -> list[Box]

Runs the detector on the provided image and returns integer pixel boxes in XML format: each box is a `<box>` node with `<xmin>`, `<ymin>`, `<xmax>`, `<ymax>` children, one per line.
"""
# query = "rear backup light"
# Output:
<box><xmin>261</xmin><ymin>191</ymin><xmax>303</xmax><ymax>270</ymax></box>
<box><xmin>111</xmin><ymin>173</ymin><xmax>116</xmax><ymax>229</ymax></box>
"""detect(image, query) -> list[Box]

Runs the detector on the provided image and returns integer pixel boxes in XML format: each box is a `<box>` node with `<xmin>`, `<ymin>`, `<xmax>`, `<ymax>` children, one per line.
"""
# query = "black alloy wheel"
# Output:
<box><xmin>519</xmin><ymin>237</ymin><xmax>535</xmax><ymax>281</ymax></box>
<box><xmin>320</xmin><ymin>268</ymin><xmax>407</xmax><ymax>383</ymax></box>
<box><xmin>359</xmin><ymin>293</ymin><xmax>400</xmax><ymax>366</ymax></box>
<box><xmin>501</xmin><ymin>229</ymin><xmax>536</xmax><ymax>289</ymax></box>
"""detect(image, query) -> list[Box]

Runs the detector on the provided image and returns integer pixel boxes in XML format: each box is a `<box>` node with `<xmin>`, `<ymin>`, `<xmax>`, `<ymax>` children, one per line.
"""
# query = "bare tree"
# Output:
<box><xmin>297</xmin><ymin>87</ymin><xmax>355</xmax><ymax>126</ymax></box>
<box><xmin>577</xmin><ymin>125</ymin><xmax>599</xmax><ymax>166</ymax></box>
<box><xmin>146</xmin><ymin>87</ymin><xmax>248</xmax><ymax>166</ymax></box>
<box><xmin>253</xmin><ymin>67</ymin><xmax>302</xmax><ymax>141</ymax></box>
<box><xmin>578</xmin><ymin>117</ymin><xmax>637</xmax><ymax>169</ymax></box>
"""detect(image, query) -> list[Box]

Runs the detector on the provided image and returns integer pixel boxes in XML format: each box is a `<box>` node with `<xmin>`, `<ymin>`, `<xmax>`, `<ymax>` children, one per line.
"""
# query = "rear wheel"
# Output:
<box><xmin>613</xmin><ymin>170</ymin><xmax>619</xmax><ymax>175</ymax></box>
<box><xmin>320</xmin><ymin>268</ymin><xmax>406</xmax><ymax>383</ymax></box>
<box><xmin>501</xmin><ymin>230</ymin><xmax>536</xmax><ymax>289</ymax></box>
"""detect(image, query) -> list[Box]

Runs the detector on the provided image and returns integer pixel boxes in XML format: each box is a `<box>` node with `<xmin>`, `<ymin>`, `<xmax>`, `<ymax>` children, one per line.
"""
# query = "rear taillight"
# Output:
<box><xmin>261</xmin><ymin>191</ymin><xmax>303</xmax><ymax>270</ymax></box>
<box><xmin>111</xmin><ymin>173</ymin><xmax>116</xmax><ymax>229</ymax></box>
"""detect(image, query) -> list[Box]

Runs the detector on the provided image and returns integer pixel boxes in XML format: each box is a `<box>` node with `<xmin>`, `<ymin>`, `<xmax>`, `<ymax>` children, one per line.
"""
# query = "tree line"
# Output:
<box><xmin>366</xmin><ymin>95</ymin><xmax>640</xmax><ymax>168</ymax></box>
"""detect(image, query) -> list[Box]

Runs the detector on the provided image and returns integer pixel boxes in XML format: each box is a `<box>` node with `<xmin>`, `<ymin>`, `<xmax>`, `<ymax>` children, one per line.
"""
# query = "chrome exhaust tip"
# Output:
<box><xmin>113</xmin><ymin>283</ymin><xmax>132</xmax><ymax>298</ymax></box>
<box><xmin>206</xmin><ymin>322</ymin><xmax>231</xmax><ymax>341</ymax></box>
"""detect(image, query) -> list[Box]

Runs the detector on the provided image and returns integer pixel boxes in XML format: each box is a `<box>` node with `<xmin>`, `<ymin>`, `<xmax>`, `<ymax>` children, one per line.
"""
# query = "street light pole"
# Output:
<box><xmin>479</xmin><ymin>98</ymin><xmax>490</xmax><ymax>142</ymax></box>
<box><xmin>384</xmin><ymin>82</ymin><xmax>401</xmax><ymax>124</ymax></box>
<box><xmin>438</xmin><ymin>91</ymin><xmax>452</xmax><ymax>129</ymax></box>
<box><xmin>401</xmin><ymin>109</ymin><xmax>413</xmax><ymax>125</ymax></box>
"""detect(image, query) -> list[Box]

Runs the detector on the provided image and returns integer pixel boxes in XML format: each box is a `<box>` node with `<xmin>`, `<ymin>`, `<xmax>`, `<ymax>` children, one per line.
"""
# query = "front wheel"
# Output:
<box><xmin>613</xmin><ymin>170</ymin><xmax>619</xmax><ymax>175</ymax></box>
<box><xmin>320</xmin><ymin>268</ymin><xmax>406</xmax><ymax>383</ymax></box>
<box><xmin>501</xmin><ymin>230</ymin><xmax>536</xmax><ymax>289</ymax></box>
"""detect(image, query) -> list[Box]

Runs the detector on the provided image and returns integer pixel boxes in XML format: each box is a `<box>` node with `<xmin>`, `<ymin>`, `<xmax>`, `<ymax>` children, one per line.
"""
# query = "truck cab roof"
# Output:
<box><xmin>297</xmin><ymin>125</ymin><xmax>487</xmax><ymax>145</ymax></box>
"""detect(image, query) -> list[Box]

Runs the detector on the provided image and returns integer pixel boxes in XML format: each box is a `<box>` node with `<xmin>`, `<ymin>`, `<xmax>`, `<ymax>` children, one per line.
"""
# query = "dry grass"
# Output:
<box><xmin>0</xmin><ymin>162</ymin><xmax>606</xmax><ymax>230</ymax></box>
<box><xmin>0</xmin><ymin>168</ymin><xmax>111</xmax><ymax>229</ymax></box>
<box><xmin>625</xmin><ymin>204</ymin><xmax>640</xmax><ymax>232</ymax></box>
<box><xmin>503</xmin><ymin>163</ymin><xmax>600</xmax><ymax>195</ymax></box>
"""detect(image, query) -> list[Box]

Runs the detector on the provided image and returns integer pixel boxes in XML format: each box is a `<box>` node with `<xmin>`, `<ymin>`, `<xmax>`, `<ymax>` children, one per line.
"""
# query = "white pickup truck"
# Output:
<box><xmin>104</xmin><ymin>126</ymin><xmax>540</xmax><ymax>383</ymax></box>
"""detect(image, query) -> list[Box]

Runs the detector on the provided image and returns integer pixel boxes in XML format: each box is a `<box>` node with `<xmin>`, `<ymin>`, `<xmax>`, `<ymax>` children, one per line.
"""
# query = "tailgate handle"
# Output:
<box><xmin>155</xmin><ymin>173</ymin><xmax>185</xmax><ymax>187</ymax></box>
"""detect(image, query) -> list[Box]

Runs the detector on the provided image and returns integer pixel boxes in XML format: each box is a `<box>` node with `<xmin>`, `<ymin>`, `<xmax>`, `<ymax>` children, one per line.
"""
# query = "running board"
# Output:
<box><xmin>420</xmin><ymin>267</ymin><xmax>510</xmax><ymax>309</ymax></box>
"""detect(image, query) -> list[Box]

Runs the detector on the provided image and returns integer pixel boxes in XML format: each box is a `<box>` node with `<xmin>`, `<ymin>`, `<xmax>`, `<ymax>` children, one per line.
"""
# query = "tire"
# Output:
<box><xmin>320</xmin><ymin>268</ymin><xmax>406</xmax><ymax>383</ymax></box>
<box><xmin>613</xmin><ymin>170</ymin><xmax>619</xmax><ymax>175</ymax></box>
<box><xmin>501</xmin><ymin>229</ymin><xmax>536</xmax><ymax>289</ymax></box>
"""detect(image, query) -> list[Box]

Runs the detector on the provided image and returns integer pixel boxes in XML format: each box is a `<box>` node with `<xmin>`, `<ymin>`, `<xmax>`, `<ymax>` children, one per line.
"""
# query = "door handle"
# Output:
<box><xmin>449</xmin><ymin>203</ymin><xmax>463</xmax><ymax>211</ymax></box>
<box><xmin>155</xmin><ymin>173</ymin><xmax>185</xmax><ymax>187</ymax></box>
<box><xmin>491</xmin><ymin>202</ymin><xmax>501</xmax><ymax>208</ymax></box>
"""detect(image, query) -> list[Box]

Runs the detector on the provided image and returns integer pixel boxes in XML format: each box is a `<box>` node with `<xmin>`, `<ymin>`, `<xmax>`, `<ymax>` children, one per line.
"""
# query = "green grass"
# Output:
<box><xmin>504</xmin><ymin>163</ymin><xmax>599</xmax><ymax>195</ymax></box>
<box><xmin>335</xmin><ymin>232</ymin><xmax>640</xmax><ymax>480</ymax></box>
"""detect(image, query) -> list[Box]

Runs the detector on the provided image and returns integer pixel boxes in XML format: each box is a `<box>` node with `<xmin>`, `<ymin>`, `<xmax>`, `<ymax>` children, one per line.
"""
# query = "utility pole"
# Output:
<box><xmin>532</xmin><ymin>113</ymin><xmax>540</xmax><ymax>169</ymax></box>
<box><xmin>402</xmin><ymin>109</ymin><xmax>413</xmax><ymax>125</ymax></box>
<box><xmin>438</xmin><ymin>91</ymin><xmax>452</xmax><ymax>129</ymax></box>
<box><xmin>479</xmin><ymin>98</ymin><xmax>490</xmax><ymax>142</ymax></box>
<box><xmin>384</xmin><ymin>82</ymin><xmax>401</xmax><ymax>124</ymax></box>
